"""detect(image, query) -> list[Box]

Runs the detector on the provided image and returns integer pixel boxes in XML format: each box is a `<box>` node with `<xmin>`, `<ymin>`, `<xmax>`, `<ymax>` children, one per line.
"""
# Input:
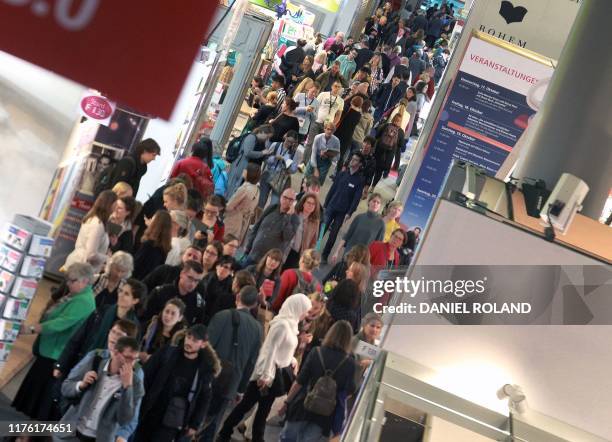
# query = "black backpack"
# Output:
<box><xmin>303</xmin><ymin>348</ymin><xmax>349</xmax><ymax>416</ymax></box>
<box><xmin>225</xmin><ymin>133</ymin><xmax>250</xmax><ymax>163</ymax></box>
<box><xmin>93</xmin><ymin>156</ymin><xmax>135</xmax><ymax>196</ymax></box>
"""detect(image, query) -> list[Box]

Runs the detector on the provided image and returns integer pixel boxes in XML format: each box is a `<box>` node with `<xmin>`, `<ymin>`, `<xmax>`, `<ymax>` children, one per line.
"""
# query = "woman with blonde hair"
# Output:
<box><xmin>367</xmin><ymin>53</ymin><xmax>385</xmax><ymax>96</ymax></box>
<box><xmin>382</xmin><ymin>201</ymin><xmax>404</xmax><ymax>241</ymax></box>
<box><xmin>224</xmin><ymin>162</ymin><xmax>261</xmax><ymax>244</ymax></box>
<box><xmin>132</xmin><ymin>210</ymin><xmax>173</xmax><ymax>279</ymax></box>
<box><xmin>272</xmin><ymin>249</ymin><xmax>321</xmax><ymax>312</ymax></box>
<box><xmin>111</xmin><ymin>181</ymin><xmax>133</xmax><ymax>198</ymax></box>
<box><xmin>162</xmin><ymin>182</ymin><xmax>188</xmax><ymax>211</ymax></box>
<box><xmin>64</xmin><ymin>190</ymin><xmax>117</xmax><ymax>273</ymax></box>
<box><xmin>292</xmin><ymin>77</ymin><xmax>314</xmax><ymax>98</ymax></box>
<box><xmin>311</xmin><ymin>51</ymin><xmax>328</xmax><ymax>77</ymax></box>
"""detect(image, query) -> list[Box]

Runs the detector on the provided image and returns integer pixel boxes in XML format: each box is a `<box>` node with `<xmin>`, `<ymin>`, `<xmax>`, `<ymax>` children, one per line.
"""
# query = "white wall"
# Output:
<box><xmin>426</xmin><ymin>416</ymin><xmax>494</xmax><ymax>442</ymax></box>
<box><xmin>0</xmin><ymin>50</ymin><xmax>84</xmax><ymax>227</ymax></box>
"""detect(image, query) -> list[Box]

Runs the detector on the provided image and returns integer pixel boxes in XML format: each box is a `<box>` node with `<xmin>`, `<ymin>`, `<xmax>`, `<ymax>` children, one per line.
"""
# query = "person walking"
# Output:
<box><xmin>371</xmin><ymin>114</ymin><xmax>404</xmax><ymax>190</ymax></box>
<box><xmin>282</xmin><ymin>193</ymin><xmax>321</xmax><ymax>271</ymax></box>
<box><xmin>225</xmin><ymin>125</ymin><xmax>274</xmax><ymax>200</ymax></box>
<box><xmin>333</xmin><ymin>96</ymin><xmax>363</xmax><ymax>175</ymax></box>
<box><xmin>55</xmin><ymin>336</ymin><xmax>144</xmax><ymax>442</ymax></box>
<box><xmin>170</xmin><ymin>139</ymin><xmax>214</xmax><ymax>200</ymax></box>
<box><xmin>102</xmin><ymin>138</ymin><xmax>160</xmax><ymax>196</ymax></box>
<box><xmin>216</xmin><ymin>295</ymin><xmax>312</xmax><ymax>442</ymax></box>
<box><xmin>244</xmin><ymin>188</ymin><xmax>300</xmax><ymax>267</ymax></box>
<box><xmin>302</xmin><ymin>80</ymin><xmax>344</xmax><ymax>167</ymax></box>
<box><xmin>135</xmin><ymin>325</ymin><xmax>220</xmax><ymax>442</ymax></box>
<box><xmin>224</xmin><ymin>163</ymin><xmax>261</xmax><ymax>245</ymax></box>
<box><xmin>294</xmin><ymin>83</ymin><xmax>320</xmax><ymax>144</ymax></box>
<box><xmin>279</xmin><ymin>320</ymin><xmax>357</xmax><ymax>442</ymax></box>
<box><xmin>304</xmin><ymin>122</ymin><xmax>341</xmax><ymax>186</ymax></box>
<box><xmin>373</xmin><ymin>74</ymin><xmax>406</xmax><ymax>122</ymax></box>
<box><xmin>198</xmin><ymin>286</ymin><xmax>263</xmax><ymax>441</ymax></box>
<box><xmin>321</xmin><ymin>153</ymin><xmax>365</xmax><ymax>263</ymax></box>
<box><xmin>328</xmin><ymin>193</ymin><xmax>385</xmax><ymax>264</ymax></box>
<box><xmin>258</xmin><ymin>131</ymin><xmax>300</xmax><ymax>209</ymax></box>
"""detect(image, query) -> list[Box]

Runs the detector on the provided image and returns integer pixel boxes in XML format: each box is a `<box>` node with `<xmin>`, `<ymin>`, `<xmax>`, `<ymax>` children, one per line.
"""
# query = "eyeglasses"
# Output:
<box><xmin>204</xmin><ymin>249</ymin><xmax>218</xmax><ymax>257</ymax></box>
<box><xmin>184</xmin><ymin>274</ymin><xmax>203</xmax><ymax>284</ymax></box>
<box><xmin>281</xmin><ymin>195</ymin><xmax>296</xmax><ymax>202</ymax></box>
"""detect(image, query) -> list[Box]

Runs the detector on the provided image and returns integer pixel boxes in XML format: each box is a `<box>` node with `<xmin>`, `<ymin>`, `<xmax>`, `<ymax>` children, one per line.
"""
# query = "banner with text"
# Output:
<box><xmin>401</xmin><ymin>36</ymin><xmax>554</xmax><ymax>229</ymax></box>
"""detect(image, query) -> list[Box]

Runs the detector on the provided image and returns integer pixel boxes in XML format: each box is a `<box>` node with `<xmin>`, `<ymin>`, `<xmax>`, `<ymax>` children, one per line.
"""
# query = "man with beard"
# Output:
<box><xmin>135</xmin><ymin>325</ymin><xmax>220</xmax><ymax>442</ymax></box>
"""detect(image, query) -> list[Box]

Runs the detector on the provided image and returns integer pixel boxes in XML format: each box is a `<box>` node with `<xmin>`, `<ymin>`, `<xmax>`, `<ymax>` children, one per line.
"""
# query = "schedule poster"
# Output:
<box><xmin>401</xmin><ymin>36</ymin><xmax>554</xmax><ymax>229</ymax></box>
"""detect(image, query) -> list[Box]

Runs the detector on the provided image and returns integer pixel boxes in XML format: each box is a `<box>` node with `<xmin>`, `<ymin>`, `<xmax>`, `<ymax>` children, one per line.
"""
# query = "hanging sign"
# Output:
<box><xmin>0</xmin><ymin>0</ymin><xmax>217</xmax><ymax>119</ymax></box>
<box><xmin>400</xmin><ymin>33</ymin><xmax>554</xmax><ymax>230</ymax></box>
<box><xmin>78</xmin><ymin>91</ymin><xmax>116</xmax><ymax>126</ymax></box>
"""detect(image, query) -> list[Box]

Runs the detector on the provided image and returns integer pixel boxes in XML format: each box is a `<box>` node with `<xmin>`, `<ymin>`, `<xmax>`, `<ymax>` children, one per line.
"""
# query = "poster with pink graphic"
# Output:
<box><xmin>401</xmin><ymin>36</ymin><xmax>554</xmax><ymax>230</ymax></box>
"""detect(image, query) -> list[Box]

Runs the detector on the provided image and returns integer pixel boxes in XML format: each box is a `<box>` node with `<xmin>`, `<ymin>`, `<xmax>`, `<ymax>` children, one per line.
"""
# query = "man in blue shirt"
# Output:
<box><xmin>321</xmin><ymin>152</ymin><xmax>365</xmax><ymax>262</ymax></box>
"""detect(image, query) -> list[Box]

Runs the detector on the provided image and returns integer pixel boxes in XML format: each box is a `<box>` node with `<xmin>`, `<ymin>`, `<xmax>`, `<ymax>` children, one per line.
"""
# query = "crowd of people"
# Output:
<box><xmin>12</xmin><ymin>2</ymin><xmax>447</xmax><ymax>441</ymax></box>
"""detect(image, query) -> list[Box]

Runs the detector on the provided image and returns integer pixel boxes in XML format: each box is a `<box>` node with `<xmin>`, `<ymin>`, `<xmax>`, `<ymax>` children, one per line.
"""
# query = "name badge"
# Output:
<box><xmin>348</xmin><ymin>183</ymin><xmax>355</xmax><ymax>188</ymax></box>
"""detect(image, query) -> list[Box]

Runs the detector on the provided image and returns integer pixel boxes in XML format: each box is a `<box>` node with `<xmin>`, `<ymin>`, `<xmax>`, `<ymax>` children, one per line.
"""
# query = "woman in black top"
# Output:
<box><xmin>327</xmin><ymin>279</ymin><xmax>361</xmax><ymax>333</ymax></box>
<box><xmin>245</xmin><ymin>248</ymin><xmax>283</xmax><ymax>307</ymax></box>
<box><xmin>281</xmin><ymin>320</ymin><xmax>357</xmax><ymax>440</ymax></box>
<box><xmin>334</xmin><ymin>95</ymin><xmax>363</xmax><ymax>174</ymax></box>
<box><xmin>133</xmin><ymin>210</ymin><xmax>172</xmax><ymax>280</ymax></box>
<box><xmin>270</xmin><ymin>98</ymin><xmax>300</xmax><ymax>143</ymax></box>
<box><xmin>140</xmin><ymin>297</ymin><xmax>187</xmax><ymax>364</ymax></box>
<box><xmin>109</xmin><ymin>196</ymin><xmax>137</xmax><ymax>254</ymax></box>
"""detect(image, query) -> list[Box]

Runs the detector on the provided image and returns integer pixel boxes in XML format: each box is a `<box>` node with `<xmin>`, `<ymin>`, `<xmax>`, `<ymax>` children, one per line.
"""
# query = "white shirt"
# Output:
<box><xmin>315</xmin><ymin>91</ymin><xmax>344</xmax><ymax>124</ymax></box>
<box><xmin>77</xmin><ymin>360</ymin><xmax>122</xmax><ymax>437</ymax></box>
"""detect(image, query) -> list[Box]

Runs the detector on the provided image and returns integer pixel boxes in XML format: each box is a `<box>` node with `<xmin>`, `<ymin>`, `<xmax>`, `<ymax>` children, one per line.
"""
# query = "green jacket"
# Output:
<box><xmin>39</xmin><ymin>286</ymin><xmax>96</xmax><ymax>360</ymax></box>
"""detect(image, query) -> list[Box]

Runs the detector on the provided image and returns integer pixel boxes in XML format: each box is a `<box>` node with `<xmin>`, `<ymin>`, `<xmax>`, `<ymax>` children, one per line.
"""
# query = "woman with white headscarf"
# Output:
<box><xmin>217</xmin><ymin>294</ymin><xmax>312</xmax><ymax>442</ymax></box>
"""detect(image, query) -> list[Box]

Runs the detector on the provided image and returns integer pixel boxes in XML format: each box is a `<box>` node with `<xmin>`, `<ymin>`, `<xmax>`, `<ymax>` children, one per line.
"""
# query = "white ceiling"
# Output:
<box><xmin>383</xmin><ymin>325</ymin><xmax>612</xmax><ymax>441</ymax></box>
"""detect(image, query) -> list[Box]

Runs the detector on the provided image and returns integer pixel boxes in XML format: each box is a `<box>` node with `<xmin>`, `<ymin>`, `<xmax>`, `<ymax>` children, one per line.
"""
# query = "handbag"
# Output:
<box><xmin>270</xmin><ymin>168</ymin><xmax>291</xmax><ymax>195</ymax></box>
<box><xmin>269</xmin><ymin>365</ymin><xmax>295</xmax><ymax>397</ymax></box>
<box><xmin>163</xmin><ymin>396</ymin><xmax>188</xmax><ymax>429</ymax></box>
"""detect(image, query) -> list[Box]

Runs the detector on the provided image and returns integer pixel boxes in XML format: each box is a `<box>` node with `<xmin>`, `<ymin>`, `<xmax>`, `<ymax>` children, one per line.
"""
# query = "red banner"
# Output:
<box><xmin>0</xmin><ymin>0</ymin><xmax>217</xmax><ymax>119</ymax></box>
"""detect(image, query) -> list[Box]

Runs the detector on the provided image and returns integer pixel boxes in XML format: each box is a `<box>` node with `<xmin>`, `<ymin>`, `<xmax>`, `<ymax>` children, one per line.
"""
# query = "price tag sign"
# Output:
<box><xmin>354</xmin><ymin>340</ymin><xmax>381</xmax><ymax>360</ymax></box>
<box><xmin>0</xmin><ymin>0</ymin><xmax>217</xmax><ymax>119</ymax></box>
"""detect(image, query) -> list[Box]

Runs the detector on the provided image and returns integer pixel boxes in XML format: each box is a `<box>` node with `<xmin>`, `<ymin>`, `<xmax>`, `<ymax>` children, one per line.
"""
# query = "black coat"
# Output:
<box><xmin>109</xmin><ymin>153</ymin><xmax>147</xmax><ymax>196</ymax></box>
<box><xmin>132</xmin><ymin>241</ymin><xmax>167</xmax><ymax>281</ymax></box>
<box><xmin>142</xmin><ymin>263</ymin><xmax>182</xmax><ymax>293</ymax></box>
<box><xmin>142</xmin><ymin>282</ymin><xmax>205</xmax><ymax>326</ymax></box>
<box><xmin>355</xmin><ymin>47</ymin><xmax>374</xmax><ymax>71</ymax></box>
<box><xmin>141</xmin><ymin>345</ymin><xmax>220</xmax><ymax>430</ymax></box>
<box><xmin>374</xmin><ymin>82</ymin><xmax>407</xmax><ymax>113</ymax></box>
<box><xmin>201</xmin><ymin>272</ymin><xmax>234</xmax><ymax>324</ymax></box>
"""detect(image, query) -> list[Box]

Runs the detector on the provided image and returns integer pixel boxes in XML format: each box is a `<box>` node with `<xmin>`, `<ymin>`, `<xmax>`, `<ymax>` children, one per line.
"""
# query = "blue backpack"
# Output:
<box><xmin>212</xmin><ymin>157</ymin><xmax>228</xmax><ymax>196</ymax></box>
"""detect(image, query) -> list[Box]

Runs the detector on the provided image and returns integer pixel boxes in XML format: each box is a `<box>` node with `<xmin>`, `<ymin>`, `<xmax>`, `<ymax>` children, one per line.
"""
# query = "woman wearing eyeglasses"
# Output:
<box><xmin>368</xmin><ymin>228</ymin><xmax>406</xmax><ymax>275</ymax></box>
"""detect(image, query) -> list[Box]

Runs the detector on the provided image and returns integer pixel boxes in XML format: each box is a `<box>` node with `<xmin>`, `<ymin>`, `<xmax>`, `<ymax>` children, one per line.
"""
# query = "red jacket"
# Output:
<box><xmin>369</xmin><ymin>241</ymin><xmax>400</xmax><ymax>268</ymax></box>
<box><xmin>170</xmin><ymin>156</ymin><xmax>213</xmax><ymax>198</ymax></box>
<box><xmin>272</xmin><ymin>269</ymin><xmax>318</xmax><ymax>312</ymax></box>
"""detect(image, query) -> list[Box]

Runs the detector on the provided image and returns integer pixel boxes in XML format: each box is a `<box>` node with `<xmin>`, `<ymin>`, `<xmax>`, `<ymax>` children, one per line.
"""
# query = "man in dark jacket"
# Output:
<box><xmin>354</xmin><ymin>36</ymin><xmax>374</xmax><ymax>71</ymax></box>
<box><xmin>141</xmin><ymin>260</ymin><xmax>206</xmax><ymax>326</ymax></box>
<box><xmin>321</xmin><ymin>153</ymin><xmax>365</xmax><ymax>262</ymax></box>
<box><xmin>280</xmin><ymin>39</ymin><xmax>307</xmax><ymax>88</ymax></box>
<box><xmin>109</xmin><ymin>138</ymin><xmax>160</xmax><ymax>196</ymax></box>
<box><xmin>411</xmin><ymin>10</ymin><xmax>429</xmax><ymax>32</ymax></box>
<box><xmin>373</xmin><ymin>74</ymin><xmax>406</xmax><ymax>121</ymax></box>
<box><xmin>199</xmin><ymin>286</ymin><xmax>262</xmax><ymax>442</ymax></box>
<box><xmin>316</xmin><ymin>61</ymin><xmax>348</xmax><ymax>92</ymax></box>
<box><xmin>142</xmin><ymin>246</ymin><xmax>203</xmax><ymax>293</ymax></box>
<box><xmin>244</xmin><ymin>188</ymin><xmax>300</xmax><ymax>267</ymax></box>
<box><xmin>135</xmin><ymin>325</ymin><xmax>220</xmax><ymax>442</ymax></box>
